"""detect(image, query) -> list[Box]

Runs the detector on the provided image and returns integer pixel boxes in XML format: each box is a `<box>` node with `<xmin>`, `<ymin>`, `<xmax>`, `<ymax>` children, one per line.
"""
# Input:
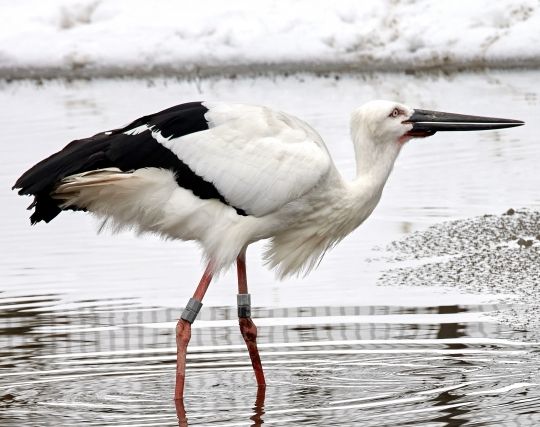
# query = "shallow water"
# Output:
<box><xmin>2</xmin><ymin>299</ymin><xmax>540</xmax><ymax>426</ymax></box>
<box><xmin>1</xmin><ymin>71</ymin><xmax>540</xmax><ymax>425</ymax></box>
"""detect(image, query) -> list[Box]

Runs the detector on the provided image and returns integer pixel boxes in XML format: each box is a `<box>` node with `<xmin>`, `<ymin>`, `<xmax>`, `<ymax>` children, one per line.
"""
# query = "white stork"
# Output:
<box><xmin>13</xmin><ymin>100</ymin><xmax>523</xmax><ymax>399</ymax></box>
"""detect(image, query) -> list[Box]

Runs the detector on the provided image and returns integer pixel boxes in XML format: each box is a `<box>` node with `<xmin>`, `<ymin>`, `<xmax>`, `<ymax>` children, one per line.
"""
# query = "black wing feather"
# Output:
<box><xmin>13</xmin><ymin>102</ymin><xmax>245</xmax><ymax>224</ymax></box>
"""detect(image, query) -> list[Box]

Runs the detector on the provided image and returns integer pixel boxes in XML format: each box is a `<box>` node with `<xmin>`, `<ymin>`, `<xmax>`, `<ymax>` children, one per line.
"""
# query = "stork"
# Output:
<box><xmin>13</xmin><ymin>100</ymin><xmax>523</xmax><ymax>399</ymax></box>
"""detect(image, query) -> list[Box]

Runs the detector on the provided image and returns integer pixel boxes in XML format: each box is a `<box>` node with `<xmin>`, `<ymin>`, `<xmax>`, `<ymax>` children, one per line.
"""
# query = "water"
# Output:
<box><xmin>1</xmin><ymin>71</ymin><xmax>540</xmax><ymax>425</ymax></box>
<box><xmin>2</xmin><ymin>299</ymin><xmax>540</xmax><ymax>426</ymax></box>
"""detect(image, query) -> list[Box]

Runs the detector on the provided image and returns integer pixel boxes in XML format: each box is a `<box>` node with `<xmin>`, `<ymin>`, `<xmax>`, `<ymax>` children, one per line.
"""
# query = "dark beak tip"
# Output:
<box><xmin>505</xmin><ymin>120</ymin><xmax>525</xmax><ymax>128</ymax></box>
<box><xmin>409</xmin><ymin>109</ymin><xmax>525</xmax><ymax>132</ymax></box>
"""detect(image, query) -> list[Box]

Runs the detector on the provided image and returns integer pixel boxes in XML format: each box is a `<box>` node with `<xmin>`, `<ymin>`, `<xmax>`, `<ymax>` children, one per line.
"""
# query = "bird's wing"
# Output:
<box><xmin>152</xmin><ymin>102</ymin><xmax>332</xmax><ymax>216</ymax></box>
<box><xmin>14</xmin><ymin>101</ymin><xmax>331</xmax><ymax>222</ymax></box>
<box><xmin>14</xmin><ymin>102</ymin><xmax>225</xmax><ymax>222</ymax></box>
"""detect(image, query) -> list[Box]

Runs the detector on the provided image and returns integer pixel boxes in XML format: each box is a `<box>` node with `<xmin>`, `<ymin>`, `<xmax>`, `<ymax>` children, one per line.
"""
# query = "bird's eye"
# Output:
<box><xmin>390</xmin><ymin>108</ymin><xmax>401</xmax><ymax>118</ymax></box>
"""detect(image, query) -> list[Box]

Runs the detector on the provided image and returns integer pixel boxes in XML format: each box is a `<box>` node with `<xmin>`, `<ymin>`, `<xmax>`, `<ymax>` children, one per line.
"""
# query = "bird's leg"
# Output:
<box><xmin>175</xmin><ymin>263</ymin><xmax>214</xmax><ymax>400</ymax></box>
<box><xmin>237</xmin><ymin>249</ymin><xmax>266</xmax><ymax>386</ymax></box>
<box><xmin>174</xmin><ymin>398</ymin><xmax>188</xmax><ymax>427</ymax></box>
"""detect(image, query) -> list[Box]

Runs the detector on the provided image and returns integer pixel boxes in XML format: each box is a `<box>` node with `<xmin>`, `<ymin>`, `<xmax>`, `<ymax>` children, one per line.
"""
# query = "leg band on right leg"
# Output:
<box><xmin>180</xmin><ymin>298</ymin><xmax>203</xmax><ymax>324</ymax></box>
<box><xmin>237</xmin><ymin>293</ymin><xmax>251</xmax><ymax>318</ymax></box>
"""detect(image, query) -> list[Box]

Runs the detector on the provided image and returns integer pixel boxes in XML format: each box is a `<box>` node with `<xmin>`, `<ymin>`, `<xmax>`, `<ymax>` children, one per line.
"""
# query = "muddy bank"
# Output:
<box><xmin>4</xmin><ymin>58</ymin><xmax>540</xmax><ymax>82</ymax></box>
<box><xmin>377</xmin><ymin>209</ymin><xmax>540</xmax><ymax>331</ymax></box>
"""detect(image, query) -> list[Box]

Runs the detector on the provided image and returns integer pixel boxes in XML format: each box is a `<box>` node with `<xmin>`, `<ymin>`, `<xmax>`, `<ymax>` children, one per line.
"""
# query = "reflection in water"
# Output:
<box><xmin>431</xmin><ymin>308</ymin><xmax>470</xmax><ymax>427</ymax></box>
<box><xmin>176</xmin><ymin>387</ymin><xmax>266</xmax><ymax>427</ymax></box>
<box><xmin>249</xmin><ymin>387</ymin><xmax>266</xmax><ymax>427</ymax></box>
<box><xmin>1</xmin><ymin>295</ymin><xmax>539</xmax><ymax>425</ymax></box>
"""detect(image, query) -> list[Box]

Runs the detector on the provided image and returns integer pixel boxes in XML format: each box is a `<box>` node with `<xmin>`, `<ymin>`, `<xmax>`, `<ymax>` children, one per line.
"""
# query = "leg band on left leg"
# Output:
<box><xmin>180</xmin><ymin>298</ymin><xmax>203</xmax><ymax>324</ymax></box>
<box><xmin>237</xmin><ymin>293</ymin><xmax>251</xmax><ymax>318</ymax></box>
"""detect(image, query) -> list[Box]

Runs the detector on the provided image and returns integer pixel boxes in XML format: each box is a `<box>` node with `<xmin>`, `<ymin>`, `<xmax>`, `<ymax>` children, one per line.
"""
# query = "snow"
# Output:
<box><xmin>1</xmin><ymin>0</ymin><xmax>539</xmax><ymax>78</ymax></box>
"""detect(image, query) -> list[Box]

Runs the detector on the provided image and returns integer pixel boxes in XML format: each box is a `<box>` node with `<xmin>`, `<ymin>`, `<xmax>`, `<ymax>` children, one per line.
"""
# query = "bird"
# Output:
<box><xmin>13</xmin><ymin>100</ymin><xmax>523</xmax><ymax>399</ymax></box>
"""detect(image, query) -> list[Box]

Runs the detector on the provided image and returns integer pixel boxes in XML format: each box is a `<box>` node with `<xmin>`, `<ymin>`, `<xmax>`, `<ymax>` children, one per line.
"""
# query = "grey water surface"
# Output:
<box><xmin>1</xmin><ymin>71</ymin><xmax>540</xmax><ymax>425</ymax></box>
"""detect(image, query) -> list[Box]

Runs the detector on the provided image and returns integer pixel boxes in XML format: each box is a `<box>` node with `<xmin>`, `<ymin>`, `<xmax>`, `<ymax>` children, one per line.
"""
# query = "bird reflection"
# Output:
<box><xmin>175</xmin><ymin>386</ymin><xmax>266</xmax><ymax>426</ymax></box>
<box><xmin>250</xmin><ymin>386</ymin><xmax>266</xmax><ymax>427</ymax></box>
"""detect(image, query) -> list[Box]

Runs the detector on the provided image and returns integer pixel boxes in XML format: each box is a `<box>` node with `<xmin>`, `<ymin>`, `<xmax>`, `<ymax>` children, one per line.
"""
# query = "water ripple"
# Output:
<box><xmin>1</xmin><ymin>297</ymin><xmax>540</xmax><ymax>426</ymax></box>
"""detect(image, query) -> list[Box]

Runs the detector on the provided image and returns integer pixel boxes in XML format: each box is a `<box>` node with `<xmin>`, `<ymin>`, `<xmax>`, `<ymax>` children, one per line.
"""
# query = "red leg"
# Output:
<box><xmin>237</xmin><ymin>249</ymin><xmax>266</xmax><ymax>386</ymax></box>
<box><xmin>174</xmin><ymin>398</ymin><xmax>188</xmax><ymax>427</ymax></box>
<box><xmin>175</xmin><ymin>263</ymin><xmax>214</xmax><ymax>400</ymax></box>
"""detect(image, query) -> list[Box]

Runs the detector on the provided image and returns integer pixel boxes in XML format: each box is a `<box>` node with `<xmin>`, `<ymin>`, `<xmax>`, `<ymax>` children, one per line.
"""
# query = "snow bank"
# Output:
<box><xmin>1</xmin><ymin>0</ymin><xmax>539</xmax><ymax>78</ymax></box>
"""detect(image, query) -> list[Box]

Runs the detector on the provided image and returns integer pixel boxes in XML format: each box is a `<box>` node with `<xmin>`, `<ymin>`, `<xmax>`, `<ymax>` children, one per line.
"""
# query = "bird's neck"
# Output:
<box><xmin>266</xmin><ymin>131</ymin><xmax>402</xmax><ymax>278</ymax></box>
<box><xmin>351</xmin><ymin>128</ymin><xmax>402</xmax><ymax>191</ymax></box>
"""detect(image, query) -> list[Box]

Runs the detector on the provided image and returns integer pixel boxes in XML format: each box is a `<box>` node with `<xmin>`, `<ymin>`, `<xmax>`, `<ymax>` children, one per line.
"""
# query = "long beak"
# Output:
<box><xmin>405</xmin><ymin>109</ymin><xmax>524</xmax><ymax>133</ymax></box>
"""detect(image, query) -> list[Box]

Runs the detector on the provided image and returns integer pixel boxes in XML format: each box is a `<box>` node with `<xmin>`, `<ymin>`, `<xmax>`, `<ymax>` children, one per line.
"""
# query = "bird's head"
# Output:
<box><xmin>352</xmin><ymin>100</ymin><xmax>524</xmax><ymax>146</ymax></box>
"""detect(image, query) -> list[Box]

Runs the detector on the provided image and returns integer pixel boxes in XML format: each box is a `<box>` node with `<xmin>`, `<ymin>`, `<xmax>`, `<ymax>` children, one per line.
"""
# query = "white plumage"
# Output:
<box><xmin>155</xmin><ymin>102</ymin><xmax>332</xmax><ymax>216</ymax></box>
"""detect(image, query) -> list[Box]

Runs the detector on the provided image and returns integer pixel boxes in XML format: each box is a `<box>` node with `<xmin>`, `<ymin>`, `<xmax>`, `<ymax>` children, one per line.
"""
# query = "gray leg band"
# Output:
<box><xmin>180</xmin><ymin>298</ymin><xmax>203</xmax><ymax>324</ymax></box>
<box><xmin>237</xmin><ymin>293</ymin><xmax>251</xmax><ymax>318</ymax></box>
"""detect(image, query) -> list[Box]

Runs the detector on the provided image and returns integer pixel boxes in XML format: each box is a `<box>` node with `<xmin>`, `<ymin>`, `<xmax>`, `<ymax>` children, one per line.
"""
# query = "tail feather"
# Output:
<box><xmin>53</xmin><ymin>169</ymin><xmax>131</xmax><ymax>194</ymax></box>
<box><xmin>52</xmin><ymin>168</ymin><xmax>132</xmax><ymax>206</ymax></box>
